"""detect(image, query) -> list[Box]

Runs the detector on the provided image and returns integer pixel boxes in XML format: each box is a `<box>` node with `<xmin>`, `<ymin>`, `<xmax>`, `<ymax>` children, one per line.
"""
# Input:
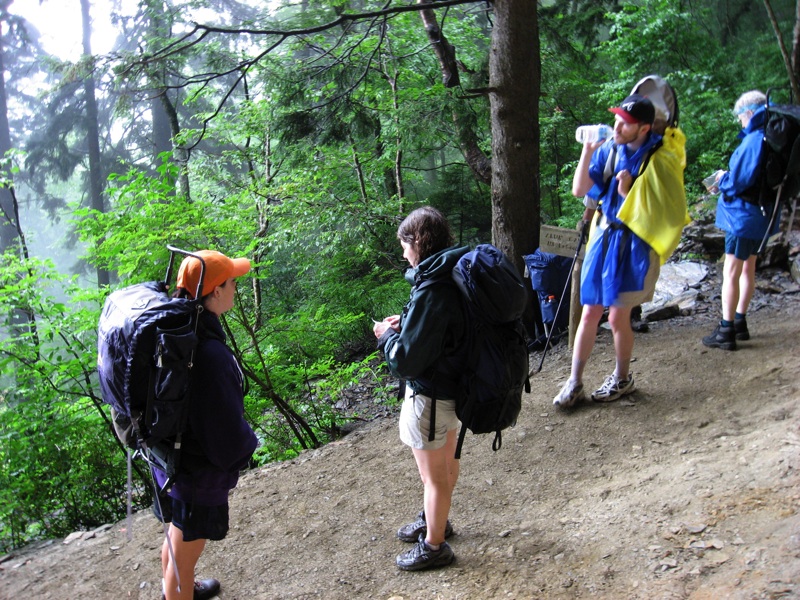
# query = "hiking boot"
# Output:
<box><xmin>397</xmin><ymin>510</ymin><xmax>453</xmax><ymax>543</ymax></box>
<box><xmin>734</xmin><ymin>318</ymin><xmax>750</xmax><ymax>341</ymax></box>
<box><xmin>161</xmin><ymin>578</ymin><xmax>220</xmax><ymax>600</ymax></box>
<box><xmin>396</xmin><ymin>534</ymin><xmax>455</xmax><ymax>571</ymax></box>
<box><xmin>702</xmin><ymin>323</ymin><xmax>737</xmax><ymax>351</ymax></box>
<box><xmin>553</xmin><ymin>380</ymin><xmax>585</xmax><ymax>409</ymax></box>
<box><xmin>591</xmin><ymin>374</ymin><xmax>635</xmax><ymax>402</ymax></box>
<box><xmin>193</xmin><ymin>579</ymin><xmax>221</xmax><ymax>600</ymax></box>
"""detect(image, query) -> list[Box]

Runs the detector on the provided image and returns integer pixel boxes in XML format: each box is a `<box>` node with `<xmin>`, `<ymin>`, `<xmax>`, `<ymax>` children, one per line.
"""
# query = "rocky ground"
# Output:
<box><xmin>1</xmin><ymin>261</ymin><xmax>799</xmax><ymax>600</ymax></box>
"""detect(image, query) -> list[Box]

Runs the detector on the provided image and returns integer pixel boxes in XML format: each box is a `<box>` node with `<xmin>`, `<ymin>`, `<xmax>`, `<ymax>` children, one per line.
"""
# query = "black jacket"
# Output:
<box><xmin>378</xmin><ymin>245</ymin><xmax>469</xmax><ymax>399</ymax></box>
<box><xmin>153</xmin><ymin>309</ymin><xmax>257</xmax><ymax>505</ymax></box>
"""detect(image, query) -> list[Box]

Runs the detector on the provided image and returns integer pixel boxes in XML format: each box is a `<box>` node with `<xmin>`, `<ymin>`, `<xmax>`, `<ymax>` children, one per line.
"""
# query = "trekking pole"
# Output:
<box><xmin>536</xmin><ymin>220</ymin><xmax>589</xmax><ymax>373</ymax></box>
<box><xmin>757</xmin><ymin>188</ymin><xmax>783</xmax><ymax>255</ymax></box>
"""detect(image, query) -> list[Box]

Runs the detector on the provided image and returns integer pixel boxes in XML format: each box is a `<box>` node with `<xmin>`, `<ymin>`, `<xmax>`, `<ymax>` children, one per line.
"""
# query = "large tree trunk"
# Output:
<box><xmin>80</xmin><ymin>0</ymin><xmax>110</xmax><ymax>287</ymax></box>
<box><xmin>159</xmin><ymin>92</ymin><xmax>191</xmax><ymax>200</ymax></box>
<box><xmin>147</xmin><ymin>3</ymin><xmax>191</xmax><ymax>201</ymax></box>
<box><xmin>488</xmin><ymin>0</ymin><xmax>540</xmax><ymax>270</ymax></box>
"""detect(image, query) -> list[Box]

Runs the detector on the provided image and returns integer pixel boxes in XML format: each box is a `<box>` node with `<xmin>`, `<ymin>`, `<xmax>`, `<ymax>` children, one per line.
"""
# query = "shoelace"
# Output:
<box><xmin>598</xmin><ymin>375</ymin><xmax>629</xmax><ymax>394</ymax></box>
<box><xmin>410</xmin><ymin>539</ymin><xmax>437</xmax><ymax>558</ymax></box>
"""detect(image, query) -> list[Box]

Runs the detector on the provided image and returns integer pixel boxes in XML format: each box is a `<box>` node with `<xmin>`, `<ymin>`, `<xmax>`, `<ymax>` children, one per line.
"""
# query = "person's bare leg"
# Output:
<box><xmin>568</xmin><ymin>304</ymin><xmax>605</xmax><ymax>383</ymax></box>
<box><xmin>736</xmin><ymin>255</ymin><xmax>757</xmax><ymax>315</ymax></box>
<box><xmin>721</xmin><ymin>253</ymin><xmax>745</xmax><ymax>322</ymax></box>
<box><xmin>607</xmin><ymin>305</ymin><xmax>634</xmax><ymax>379</ymax></box>
<box><xmin>162</xmin><ymin>524</ymin><xmax>206</xmax><ymax>600</ymax></box>
<box><xmin>412</xmin><ymin>429</ymin><xmax>459</xmax><ymax>546</ymax></box>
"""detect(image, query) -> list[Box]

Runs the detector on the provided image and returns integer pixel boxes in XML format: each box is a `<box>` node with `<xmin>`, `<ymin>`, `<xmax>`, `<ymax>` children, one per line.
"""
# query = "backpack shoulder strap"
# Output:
<box><xmin>599</xmin><ymin>144</ymin><xmax>619</xmax><ymax>202</ymax></box>
<box><xmin>602</xmin><ymin>143</ymin><xmax>619</xmax><ymax>183</ymax></box>
<box><xmin>600</xmin><ymin>139</ymin><xmax>663</xmax><ymax>204</ymax></box>
<box><xmin>637</xmin><ymin>138</ymin><xmax>663</xmax><ymax>176</ymax></box>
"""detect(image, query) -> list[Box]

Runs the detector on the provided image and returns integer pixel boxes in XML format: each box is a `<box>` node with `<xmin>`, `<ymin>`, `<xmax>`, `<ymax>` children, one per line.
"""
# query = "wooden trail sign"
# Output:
<box><xmin>539</xmin><ymin>225</ymin><xmax>585</xmax><ymax>260</ymax></box>
<box><xmin>537</xmin><ymin>225</ymin><xmax>586</xmax><ymax>349</ymax></box>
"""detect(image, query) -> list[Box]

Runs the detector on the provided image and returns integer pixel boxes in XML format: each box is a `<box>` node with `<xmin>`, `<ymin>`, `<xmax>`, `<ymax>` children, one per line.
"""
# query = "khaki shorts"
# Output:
<box><xmin>614</xmin><ymin>249</ymin><xmax>661</xmax><ymax>308</ymax></box>
<box><xmin>398</xmin><ymin>386</ymin><xmax>460</xmax><ymax>450</ymax></box>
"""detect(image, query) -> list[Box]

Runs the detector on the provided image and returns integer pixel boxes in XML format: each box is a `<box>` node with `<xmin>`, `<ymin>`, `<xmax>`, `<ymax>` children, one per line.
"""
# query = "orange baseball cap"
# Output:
<box><xmin>176</xmin><ymin>250</ymin><xmax>251</xmax><ymax>299</ymax></box>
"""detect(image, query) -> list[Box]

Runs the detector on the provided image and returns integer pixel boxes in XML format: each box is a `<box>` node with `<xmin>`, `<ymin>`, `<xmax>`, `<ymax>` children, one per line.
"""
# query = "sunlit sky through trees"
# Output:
<box><xmin>11</xmin><ymin>0</ymin><xmax>126</xmax><ymax>60</ymax></box>
<box><xmin>10</xmin><ymin>0</ymin><xmax>281</xmax><ymax>60</ymax></box>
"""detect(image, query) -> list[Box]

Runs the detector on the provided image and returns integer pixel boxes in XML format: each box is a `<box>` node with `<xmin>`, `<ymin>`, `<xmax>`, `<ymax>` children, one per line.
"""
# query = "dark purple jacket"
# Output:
<box><xmin>154</xmin><ymin>310</ymin><xmax>257</xmax><ymax>505</ymax></box>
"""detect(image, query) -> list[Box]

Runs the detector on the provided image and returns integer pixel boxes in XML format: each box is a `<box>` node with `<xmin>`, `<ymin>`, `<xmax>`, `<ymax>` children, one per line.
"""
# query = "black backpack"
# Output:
<box><xmin>419</xmin><ymin>244</ymin><xmax>530</xmax><ymax>459</ymax></box>
<box><xmin>97</xmin><ymin>246</ymin><xmax>206</xmax><ymax>493</ymax></box>
<box><xmin>751</xmin><ymin>94</ymin><xmax>800</xmax><ymax>251</ymax></box>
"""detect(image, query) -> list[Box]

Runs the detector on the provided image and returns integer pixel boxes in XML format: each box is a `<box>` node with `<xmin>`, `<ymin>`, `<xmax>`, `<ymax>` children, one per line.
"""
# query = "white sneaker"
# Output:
<box><xmin>553</xmin><ymin>380</ymin><xmax>585</xmax><ymax>409</ymax></box>
<box><xmin>591</xmin><ymin>374</ymin><xmax>635</xmax><ymax>402</ymax></box>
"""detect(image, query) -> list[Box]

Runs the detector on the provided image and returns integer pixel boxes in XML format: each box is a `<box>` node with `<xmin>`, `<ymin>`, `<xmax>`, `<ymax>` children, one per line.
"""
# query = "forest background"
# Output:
<box><xmin>0</xmin><ymin>0</ymin><xmax>797</xmax><ymax>554</ymax></box>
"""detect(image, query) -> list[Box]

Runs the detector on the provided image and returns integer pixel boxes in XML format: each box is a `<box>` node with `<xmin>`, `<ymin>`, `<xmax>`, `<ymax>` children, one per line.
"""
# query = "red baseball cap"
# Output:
<box><xmin>609</xmin><ymin>94</ymin><xmax>655</xmax><ymax>125</ymax></box>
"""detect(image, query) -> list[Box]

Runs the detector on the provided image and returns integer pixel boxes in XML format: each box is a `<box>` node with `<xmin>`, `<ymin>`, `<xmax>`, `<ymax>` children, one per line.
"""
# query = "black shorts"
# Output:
<box><xmin>153</xmin><ymin>493</ymin><xmax>229</xmax><ymax>542</ymax></box>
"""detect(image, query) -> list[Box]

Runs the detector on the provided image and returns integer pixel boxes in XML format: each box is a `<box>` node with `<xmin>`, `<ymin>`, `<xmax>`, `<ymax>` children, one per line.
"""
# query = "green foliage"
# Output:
<box><xmin>0</xmin><ymin>397</ymin><xmax>130</xmax><ymax>552</ymax></box>
<box><xmin>4</xmin><ymin>0</ymin><xmax>800</xmax><ymax>553</ymax></box>
<box><xmin>0</xmin><ymin>253</ymin><xmax>132</xmax><ymax>552</ymax></box>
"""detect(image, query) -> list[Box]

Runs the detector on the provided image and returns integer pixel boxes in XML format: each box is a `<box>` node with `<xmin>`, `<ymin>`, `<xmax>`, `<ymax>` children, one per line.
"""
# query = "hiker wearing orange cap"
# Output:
<box><xmin>154</xmin><ymin>249</ymin><xmax>257</xmax><ymax>600</ymax></box>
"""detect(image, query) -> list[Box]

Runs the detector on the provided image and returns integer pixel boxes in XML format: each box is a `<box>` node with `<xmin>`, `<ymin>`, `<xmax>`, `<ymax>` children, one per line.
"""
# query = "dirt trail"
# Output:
<box><xmin>1</xmin><ymin>277</ymin><xmax>799</xmax><ymax>600</ymax></box>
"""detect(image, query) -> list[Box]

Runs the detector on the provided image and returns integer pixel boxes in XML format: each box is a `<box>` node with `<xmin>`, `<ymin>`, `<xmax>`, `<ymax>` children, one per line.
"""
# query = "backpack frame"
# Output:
<box><xmin>97</xmin><ymin>245</ymin><xmax>208</xmax><ymax>493</ymax></box>
<box><xmin>597</xmin><ymin>75</ymin><xmax>679</xmax><ymax>204</ymax></box>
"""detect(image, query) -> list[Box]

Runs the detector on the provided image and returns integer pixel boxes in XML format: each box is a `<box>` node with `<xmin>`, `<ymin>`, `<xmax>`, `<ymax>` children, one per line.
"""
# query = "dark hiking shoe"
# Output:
<box><xmin>702</xmin><ymin>323</ymin><xmax>737</xmax><ymax>351</ymax></box>
<box><xmin>397</xmin><ymin>510</ymin><xmax>453</xmax><ymax>543</ymax></box>
<box><xmin>193</xmin><ymin>579</ymin><xmax>221</xmax><ymax>600</ymax></box>
<box><xmin>734</xmin><ymin>318</ymin><xmax>750</xmax><ymax>341</ymax></box>
<box><xmin>396</xmin><ymin>534</ymin><xmax>455</xmax><ymax>571</ymax></box>
<box><xmin>161</xmin><ymin>578</ymin><xmax>220</xmax><ymax>600</ymax></box>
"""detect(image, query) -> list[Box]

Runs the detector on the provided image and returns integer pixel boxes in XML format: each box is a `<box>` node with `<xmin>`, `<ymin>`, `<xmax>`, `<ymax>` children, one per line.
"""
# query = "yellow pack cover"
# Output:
<box><xmin>617</xmin><ymin>126</ymin><xmax>690</xmax><ymax>264</ymax></box>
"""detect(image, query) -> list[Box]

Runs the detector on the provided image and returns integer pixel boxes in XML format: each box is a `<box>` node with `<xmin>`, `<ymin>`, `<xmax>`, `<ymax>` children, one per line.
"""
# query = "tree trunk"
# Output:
<box><xmin>0</xmin><ymin>30</ymin><xmax>17</xmax><ymax>251</ymax></box>
<box><xmin>418</xmin><ymin>0</ymin><xmax>460</xmax><ymax>88</ymax></box>
<box><xmin>792</xmin><ymin>0</ymin><xmax>800</xmax><ymax>90</ymax></box>
<box><xmin>147</xmin><ymin>2</ymin><xmax>191</xmax><ymax>201</ymax></box>
<box><xmin>764</xmin><ymin>0</ymin><xmax>800</xmax><ymax>101</ymax></box>
<box><xmin>488</xmin><ymin>0</ymin><xmax>540</xmax><ymax>270</ymax></box>
<box><xmin>159</xmin><ymin>92</ymin><xmax>191</xmax><ymax>200</ymax></box>
<box><xmin>418</xmin><ymin>0</ymin><xmax>492</xmax><ymax>184</ymax></box>
<box><xmin>80</xmin><ymin>0</ymin><xmax>110</xmax><ymax>287</ymax></box>
<box><xmin>152</xmin><ymin>97</ymin><xmax>173</xmax><ymax>162</ymax></box>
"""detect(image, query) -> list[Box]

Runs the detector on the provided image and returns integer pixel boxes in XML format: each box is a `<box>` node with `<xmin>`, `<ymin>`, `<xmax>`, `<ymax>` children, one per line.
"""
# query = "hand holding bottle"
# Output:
<box><xmin>575</xmin><ymin>124</ymin><xmax>612</xmax><ymax>144</ymax></box>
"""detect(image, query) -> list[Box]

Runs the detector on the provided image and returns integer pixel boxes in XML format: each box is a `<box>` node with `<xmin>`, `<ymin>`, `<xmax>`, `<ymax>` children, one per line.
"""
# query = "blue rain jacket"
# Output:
<box><xmin>581</xmin><ymin>132</ymin><xmax>663</xmax><ymax>306</ymax></box>
<box><xmin>716</xmin><ymin>106</ymin><xmax>780</xmax><ymax>241</ymax></box>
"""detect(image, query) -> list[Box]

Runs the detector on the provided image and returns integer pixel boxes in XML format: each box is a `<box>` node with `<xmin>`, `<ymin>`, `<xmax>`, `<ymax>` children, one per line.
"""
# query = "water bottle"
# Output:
<box><xmin>575</xmin><ymin>124</ymin><xmax>612</xmax><ymax>144</ymax></box>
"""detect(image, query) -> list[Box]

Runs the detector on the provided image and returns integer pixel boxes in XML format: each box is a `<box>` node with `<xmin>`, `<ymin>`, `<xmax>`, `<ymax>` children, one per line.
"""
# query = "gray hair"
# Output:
<box><xmin>734</xmin><ymin>90</ymin><xmax>767</xmax><ymax>115</ymax></box>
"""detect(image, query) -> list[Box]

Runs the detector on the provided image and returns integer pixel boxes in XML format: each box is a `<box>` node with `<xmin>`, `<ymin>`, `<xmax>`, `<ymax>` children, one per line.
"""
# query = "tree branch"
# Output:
<box><xmin>764</xmin><ymin>0</ymin><xmax>800</xmax><ymax>100</ymax></box>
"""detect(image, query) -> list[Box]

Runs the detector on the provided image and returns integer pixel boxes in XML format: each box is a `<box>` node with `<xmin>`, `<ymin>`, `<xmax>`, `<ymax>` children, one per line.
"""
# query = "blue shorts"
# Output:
<box><xmin>153</xmin><ymin>493</ymin><xmax>229</xmax><ymax>542</ymax></box>
<box><xmin>725</xmin><ymin>233</ymin><xmax>760</xmax><ymax>260</ymax></box>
